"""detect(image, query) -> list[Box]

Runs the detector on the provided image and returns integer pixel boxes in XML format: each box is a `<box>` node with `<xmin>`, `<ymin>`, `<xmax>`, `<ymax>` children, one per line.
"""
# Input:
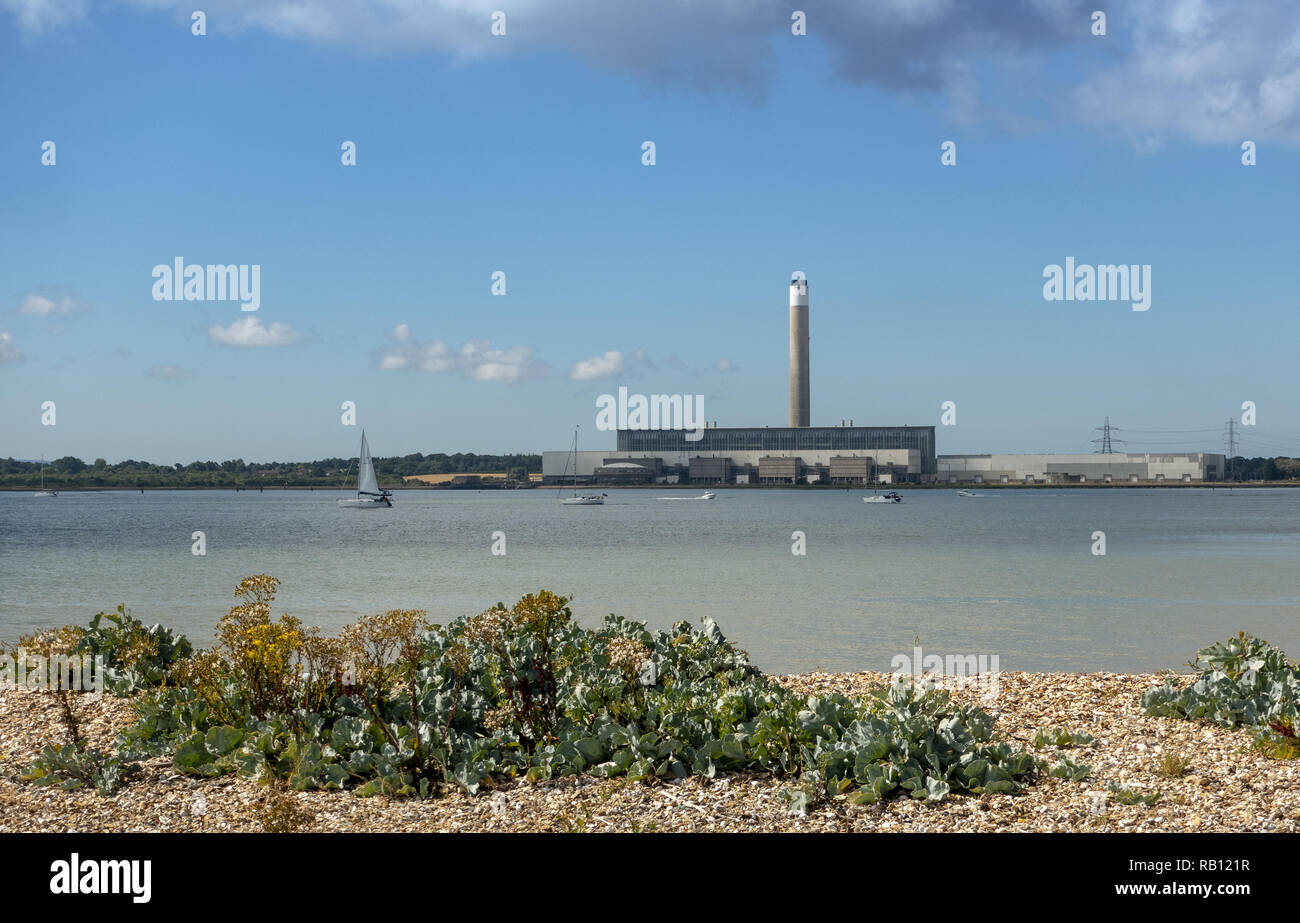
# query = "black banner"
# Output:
<box><xmin>0</xmin><ymin>832</ymin><xmax>1277</xmax><ymax>910</ymax></box>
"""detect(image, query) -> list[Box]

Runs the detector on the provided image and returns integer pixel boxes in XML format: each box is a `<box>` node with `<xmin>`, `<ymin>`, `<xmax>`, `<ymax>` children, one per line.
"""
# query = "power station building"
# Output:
<box><xmin>544</xmin><ymin>424</ymin><xmax>937</xmax><ymax>485</ymax></box>
<box><xmin>543</xmin><ymin>276</ymin><xmax>938</xmax><ymax>485</ymax></box>
<box><xmin>541</xmin><ymin>276</ymin><xmax>1223</xmax><ymax>487</ymax></box>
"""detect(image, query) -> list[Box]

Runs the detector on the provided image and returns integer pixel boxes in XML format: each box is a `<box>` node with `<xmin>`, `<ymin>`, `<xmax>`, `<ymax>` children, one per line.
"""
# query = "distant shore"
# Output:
<box><xmin>6</xmin><ymin>482</ymin><xmax>1299</xmax><ymax>492</ymax></box>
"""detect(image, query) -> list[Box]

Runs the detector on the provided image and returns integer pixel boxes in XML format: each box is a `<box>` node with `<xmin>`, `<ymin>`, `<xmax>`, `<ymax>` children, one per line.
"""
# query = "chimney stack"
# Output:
<box><xmin>789</xmin><ymin>278</ymin><xmax>810</xmax><ymax>427</ymax></box>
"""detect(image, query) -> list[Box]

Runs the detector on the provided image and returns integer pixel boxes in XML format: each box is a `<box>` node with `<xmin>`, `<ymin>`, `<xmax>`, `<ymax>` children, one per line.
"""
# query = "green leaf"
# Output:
<box><xmin>924</xmin><ymin>777</ymin><xmax>951</xmax><ymax>802</ymax></box>
<box><xmin>173</xmin><ymin>733</ymin><xmax>209</xmax><ymax>771</ymax></box>
<box><xmin>205</xmin><ymin>725</ymin><xmax>243</xmax><ymax>756</ymax></box>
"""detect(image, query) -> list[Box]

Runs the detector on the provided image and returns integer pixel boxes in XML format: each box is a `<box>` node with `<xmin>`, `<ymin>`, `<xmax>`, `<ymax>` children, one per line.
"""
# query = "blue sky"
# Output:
<box><xmin>3</xmin><ymin>0</ymin><xmax>1300</xmax><ymax>463</ymax></box>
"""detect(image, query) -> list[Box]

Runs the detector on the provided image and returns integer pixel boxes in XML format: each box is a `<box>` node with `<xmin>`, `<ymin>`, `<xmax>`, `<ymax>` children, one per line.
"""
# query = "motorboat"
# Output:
<box><xmin>864</xmin><ymin>491</ymin><xmax>902</xmax><ymax>504</ymax></box>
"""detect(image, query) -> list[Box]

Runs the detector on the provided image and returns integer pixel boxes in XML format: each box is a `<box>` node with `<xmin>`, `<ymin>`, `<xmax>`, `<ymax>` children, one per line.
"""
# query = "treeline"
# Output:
<box><xmin>0</xmin><ymin>452</ymin><xmax>542</xmax><ymax>489</ymax></box>
<box><xmin>1227</xmin><ymin>457</ymin><xmax>1300</xmax><ymax>480</ymax></box>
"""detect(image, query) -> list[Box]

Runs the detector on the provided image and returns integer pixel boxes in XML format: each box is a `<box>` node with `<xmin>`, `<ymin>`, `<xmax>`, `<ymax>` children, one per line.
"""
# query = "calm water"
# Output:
<box><xmin>2</xmin><ymin>488</ymin><xmax>1297</xmax><ymax>673</ymax></box>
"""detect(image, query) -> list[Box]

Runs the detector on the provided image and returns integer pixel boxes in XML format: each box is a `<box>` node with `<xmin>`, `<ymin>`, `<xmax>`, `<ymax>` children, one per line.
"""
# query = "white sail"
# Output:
<box><xmin>357</xmin><ymin>431</ymin><xmax>380</xmax><ymax>496</ymax></box>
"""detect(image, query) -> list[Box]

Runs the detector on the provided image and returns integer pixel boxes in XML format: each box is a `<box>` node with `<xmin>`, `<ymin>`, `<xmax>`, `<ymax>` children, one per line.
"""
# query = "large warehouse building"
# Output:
<box><xmin>544</xmin><ymin>423</ymin><xmax>937</xmax><ymax>485</ymax></box>
<box><xmin>543</xmin><ymin>277</ymin><xmax>937</xmax><ymax>485</ymax></box>
<box><xmin>937</xmin><ymin>452</ymin><xmax>1225</xmax><ymax>484</ymax></box>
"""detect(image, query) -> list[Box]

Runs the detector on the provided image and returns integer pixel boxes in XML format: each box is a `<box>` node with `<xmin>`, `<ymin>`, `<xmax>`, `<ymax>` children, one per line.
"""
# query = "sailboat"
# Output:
<box><xmin>34</xmin><ymin>458</ymin><xmax>57</xmax><ymax>498</ymax></box>
<box><xmin>560</xmin><ymin>427</ymin><xmax>604</xmax><ymax>506</ymax></box>
<box><xmin>337</xmin><ymin>431</ymin><xmax>393</xmax><ymax>508</ymax></box>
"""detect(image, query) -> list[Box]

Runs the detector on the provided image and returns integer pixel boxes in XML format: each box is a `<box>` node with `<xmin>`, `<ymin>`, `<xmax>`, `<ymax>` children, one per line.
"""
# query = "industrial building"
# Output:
<box><xmin>937</xmin><ymin>453</ymin><xmax>1225</xmax><ymax>484</ymax></box>
<box><xmin>543</xmin><ymin>277</ymin><xmax>938</xmax><ymax>486</ymax></box>
<box><xmin>542</xmin><ymin>276</ymin><xmax>1223</xmax><ymax>487</ymax></box>
<box><xmin>543</xmin><ymin>435</ymin><xmax>932</xmax><ymax>485</ymax></box>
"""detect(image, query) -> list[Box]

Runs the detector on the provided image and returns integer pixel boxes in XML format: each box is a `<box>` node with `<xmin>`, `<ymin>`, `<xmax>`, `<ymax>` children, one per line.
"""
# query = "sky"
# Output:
<box><xmin>3</xmin><ymin>0</ymin><xmax>1300</xmax><ymax>464</ymax></box>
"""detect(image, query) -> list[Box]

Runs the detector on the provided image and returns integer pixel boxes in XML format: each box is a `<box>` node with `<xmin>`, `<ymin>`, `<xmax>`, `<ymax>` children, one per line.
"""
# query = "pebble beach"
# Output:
<box><xmin>2</xmin><ymin>670</ymin><xmax>1295</xmax><ymax>833</ymax></box>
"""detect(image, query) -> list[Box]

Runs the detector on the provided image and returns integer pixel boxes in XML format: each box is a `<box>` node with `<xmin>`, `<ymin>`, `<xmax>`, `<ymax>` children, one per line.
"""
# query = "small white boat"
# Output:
<box><xmin>34</xmin><ymin>458</ymin><xmax>57</xmax><ymax>497</ymax></box>
<box><xmin>560</xmin><ymin>426</ymin><xmax>603</xmax><ymax>506</ymax></box>
<box><xmin>337</xmin><ymin>431</ymin><xmax>392</xmax><ymax>508</ymax></box>
<box><xmin>864</xmin><ymin>491</ymin><xmax>902</xmax><ymax>504</ymax></box>
<box><xmin>658</xmin><ymin>491</ymin><xmax>716</xmax><ymax>500</ymax></box>
<box><xmin>956</xmin><ymin>489</ymin><xmax>978</xmax><ymax>497</ymax></box>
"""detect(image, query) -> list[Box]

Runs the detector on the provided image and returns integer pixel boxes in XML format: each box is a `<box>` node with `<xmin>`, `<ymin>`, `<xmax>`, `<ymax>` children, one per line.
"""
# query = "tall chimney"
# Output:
<box><xmin>789</xmin><ymin>278</ymin><xmax>810</xmax><ymax>427</ymax></box>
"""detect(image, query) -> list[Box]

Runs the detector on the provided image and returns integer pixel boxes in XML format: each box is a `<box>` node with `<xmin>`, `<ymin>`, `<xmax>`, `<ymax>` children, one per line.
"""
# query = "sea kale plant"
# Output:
<box><xmin>7</xmin><ymin>606</ymin><xmax>186</xmax><ymax>793</ymax></box>
<box><xmin>76</xmin><ymin>604</ymin><xmax>194</xmax><ymax>694</ymax></box>
<box><xmin>27</xmin><ymin>575</ymin><xmax>1050</xmax><ymax>807</ymax></box>
<box><xmin>1142</xmin><ymin>632</ymin><xmax>1300</xmax><ymax>758</ymax></box>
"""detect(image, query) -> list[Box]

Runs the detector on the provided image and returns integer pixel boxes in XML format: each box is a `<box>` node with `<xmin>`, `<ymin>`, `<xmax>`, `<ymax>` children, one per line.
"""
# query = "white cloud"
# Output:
<box><xmin>570</xmin><ymin>350</ymin><xmax>625</xmax><ymax>381</ymax></box>
<box><xmin>1072</xmin><ymin>1</ymin><xmax>1300</xmax><ymax>144</ymax></box>
<box><xmin>0</xmin><ymin>331</ymin><xmax>22</xmax><ymax>364</ymax></box>
<box><xmin>375</xmin><ymin>325</ymin><xmax>546</xmax><ymax>384</ymax></box>
<box><xmin>147</xmin><ymin>364</ymin><xmax>195</xmax><ymax>380</ymax></box>
<box><xmin>0</xmin><ymin>0</ymin><xmax>87</xmax><ymax>36</ymax></box>
<box><xmin>569</xmin><ymin>347</ymin><xmax>656</xmax><ymax>381</ymax></box>
<box><xmin>712</xmin><ymin>358</ymin><xmax>737</xmax><ymax>374</ymax></box>
<box><xmin>208</xmin><ymin>316</ymin><xmax>301</xmax><ymax>347</ymax></box>
<box><xmin>20</xmin><ymin>291</ymin><xmax>81</xmax><ymax>316</ymax></box>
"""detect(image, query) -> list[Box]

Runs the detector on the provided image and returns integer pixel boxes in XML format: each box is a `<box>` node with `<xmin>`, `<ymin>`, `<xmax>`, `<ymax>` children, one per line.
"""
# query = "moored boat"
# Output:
<box><xmin>560</xmin><ymin>426</ymin><xmax>604</xmax><ymax>506</ymax></box>
<box><xmin>34</xmin><ymin>458</ymin><xmax>57</xmax><ymax>497</ymax></box>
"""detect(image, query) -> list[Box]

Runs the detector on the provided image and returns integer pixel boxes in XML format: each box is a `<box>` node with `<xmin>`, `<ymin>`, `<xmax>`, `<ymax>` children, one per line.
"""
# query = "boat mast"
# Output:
<box><xmin>572</xmin><ymin>427</ymin><xmax>579</xmax><ymax>496</ymax></box>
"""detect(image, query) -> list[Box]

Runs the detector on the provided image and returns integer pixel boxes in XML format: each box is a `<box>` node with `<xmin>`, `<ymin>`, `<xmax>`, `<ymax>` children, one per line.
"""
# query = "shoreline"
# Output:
<box><xmin>5</xmin><ymin>482</ymin><xmax>1299</xmax><ymax>492</ymax></box>
<box><xmin>3</xmin><ymin>669</ymin><xmax>1293</xmax><ymax>833</ymax></box>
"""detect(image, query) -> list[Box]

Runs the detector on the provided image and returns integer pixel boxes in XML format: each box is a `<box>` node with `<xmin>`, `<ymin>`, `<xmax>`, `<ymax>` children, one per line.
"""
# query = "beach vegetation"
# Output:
<box><xmin>1045</xmin><ymin>753</ymin><xmax>1092</xmax><ymax>781</ymax></box>
<box><xmin>1031</xmin><ymin>727</ymin><xmax>1095</xmax><ymax>749</ymax></box>
<box><xmin>1109</xmin><ymin>783</ymin><xmax>1160</xmax><ymax>806</ymax></box>
<box><xmin>22</xmin><ymin>575</ymin><xmax>1048</xmax><ymax>808</ymax></box>
<box><xmin>1156</xmin><ymin>750</ymin><xmax>1193</xmax><ymax>778</ymax></box>
<box><xmin>21</xmin><ymin>742</ymin><xmax>139</xmax><ymax>795</ymax></box>
<box><xmin>1142</xmin><ymin>632</ymin><xmax>1300</xmax><ymax>759</ymax></box>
